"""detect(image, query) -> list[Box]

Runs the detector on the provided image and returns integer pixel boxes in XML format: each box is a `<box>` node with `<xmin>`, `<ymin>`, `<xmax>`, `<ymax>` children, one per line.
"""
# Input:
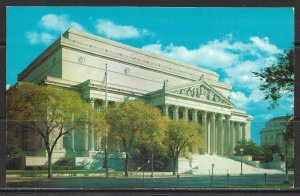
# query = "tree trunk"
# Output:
<box><xmin>172</xmin><ymin>156</ymin><xmax>177</xmax><ymax>176</ymax></box>
<box><xmin>151</xmin><ymin>149</ymin><xmax>154</xmax><ymax>177</ymax></box>
<box><xmin>125</xmin><ymin>152</ymin><xmax>129</xmax><ymax>177</ymax></box>
<box><xmin>285</xmin><ymin>140</ymin><xmax>289</xmax><ymax>183</ymax></box>
<box><xmin>47</xmin><ymin>151</ymin><xmax>52</xmax><ymax>178</ymax></box>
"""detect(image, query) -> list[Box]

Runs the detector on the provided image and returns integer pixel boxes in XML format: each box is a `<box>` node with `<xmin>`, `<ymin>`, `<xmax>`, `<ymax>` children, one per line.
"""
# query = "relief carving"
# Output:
<box><xmin>78</xmin><ymin>56</ymin><xmax>85</xmax><ymax>64</ymax></box>
<box><xmin>171</xmin><ymin>84</ymin><xmax>228</xmax><ymax>105</ymax></box>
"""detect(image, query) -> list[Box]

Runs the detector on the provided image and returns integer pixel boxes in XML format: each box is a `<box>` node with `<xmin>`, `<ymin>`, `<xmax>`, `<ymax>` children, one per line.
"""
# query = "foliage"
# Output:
<box><xmin>252</xmin><ymin>48</ymin><xmax>294</xmax><ymax>109</ymax></box>
<box><xmin>259</xmin><ymin>143</ymin><xmax>283</xmax><ymax>163</ymax></box>
<box><xmin>234</xmin><ymin>139</ymin><xmax>283</xmax><ymax>162</ymax></box>
<box><xmin>165</xmin><ymin>119</ymin><xmax>203</xmax><ymax>175</ymax></box>
<box><xmin>7</xmin><ymin>82</ymin><xmax>107</xmax><ymax>178</ymax></box>
<box><xmin>106</xmin><ymin>101</ymin><xmax>166</xmax><ymax>176</ymax></box>
<box><xmin>234</xmin><ymin>139</ymin><xmax>261</xmax><ymax>156</ymax></box>
<box><xmin>54</xmin><ymin>156</ymin><xmax>75</xmax><ymax>166</ymax></box>
<box><xmin>131</xmin><ymin>140</ymin><xmax>168</xmax><ymax>171</ymax></box>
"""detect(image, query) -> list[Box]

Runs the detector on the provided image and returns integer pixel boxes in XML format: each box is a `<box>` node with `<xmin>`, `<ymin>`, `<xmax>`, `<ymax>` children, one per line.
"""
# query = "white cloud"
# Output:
<box><xmin>142</xmin><ymin>36</ymin><xmax>280</xmax><ymax>71</ymax></box>
<box><xmin>230</xmin><ymin>91</ymin><xmax>250</xmax><ymax>109</ymax></box>
<box><xmin>40</xmin><ymin>14</ymin><xmax>84</xmax><ymax>32</ymax></box>
<box><xmin>96</xmin><ymin>19</ymin><xmax>149</xmax><ymax>39</ymax></box>
<box><xmin>142</xmin><ymin>40</ymin><xmax>239</xmax><ymax>69</ymax></box>
<box><xmin>250</xmin><ymin>36</ymin><xmax>282</xmax><ymax>55</ymax></box>
<box><xmin>26</xmin><ymin>31</ymin><xmax>54</xmax><ymax>45</ymax></box>
<box><xmin>142</xmin><ymin>36</ymin><xmax>283</xmax><ymax>110</ymax></box>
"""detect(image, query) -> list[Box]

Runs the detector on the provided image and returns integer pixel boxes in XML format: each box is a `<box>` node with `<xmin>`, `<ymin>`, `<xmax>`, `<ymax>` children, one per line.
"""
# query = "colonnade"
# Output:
<box><xmin>68</xmin><ymin>98</ymin><xmax>102</xmax><ymax>155</ymax></box>
<box><xmin>70</xmin><ymin>100</ymin><xmax>249</xmax><ymax>156</ymax></box>
<box><xmin>162</xmin><ymin>104</ymin><xmax>248</xmax><ymax>155</ymax></box>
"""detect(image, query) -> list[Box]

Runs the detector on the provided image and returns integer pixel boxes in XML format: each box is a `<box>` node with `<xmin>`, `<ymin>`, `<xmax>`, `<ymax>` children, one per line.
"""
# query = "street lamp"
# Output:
<box><xmin>211</xmin><ymin>163</ymin><xmax>214</xmax><ymax>187</ymax></box>
<box><xmin>240</xmin><ymin>148</ymin><xmax>244</xmax><ymax>175</ymax></box>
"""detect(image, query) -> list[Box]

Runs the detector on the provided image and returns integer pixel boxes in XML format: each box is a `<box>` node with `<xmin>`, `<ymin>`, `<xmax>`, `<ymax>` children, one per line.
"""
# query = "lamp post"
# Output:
<box><xmin>210</xmin><ymin>163</ymin><xmax>214</xmax><ymax>187</ymax></box>
<box><xmin>240</xmin><ymin>148</ymin><xmax>244</xmax><ymax>175</ymax></box>
<box><xmin>103</xmin><ymin>64</ymin><xmax>109</xmax><ymax>178</ymax></box>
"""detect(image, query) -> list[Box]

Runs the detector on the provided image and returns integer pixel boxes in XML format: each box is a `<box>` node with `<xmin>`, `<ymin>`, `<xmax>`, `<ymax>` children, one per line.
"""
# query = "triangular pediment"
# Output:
<box><xmin>165</xmin><ymin>80</ymin><xmax>234</xmax><ymax>107</ymax></box>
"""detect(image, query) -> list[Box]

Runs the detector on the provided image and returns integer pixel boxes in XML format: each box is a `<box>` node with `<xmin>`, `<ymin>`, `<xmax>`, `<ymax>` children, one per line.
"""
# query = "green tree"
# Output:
<box><xmin>137</xmin><ymin>115</ymin><xmax>168</xmax><ymax>177</ymax></box>
<box><xmin>252</xmin><ymin>48</ymin><xmax>294</xmax><ymax>109</ymax></box>
<box><xmin>7</xmin><ymin>82</ymin><xmax>107</xmax><ymax>178</ymax></box>
<box><xmin>253</xmin><ymin>48</ymin><xmax>294</xmax><ymax>182</ymax></box>
<box><xmin>283</xmin><ymin>118</ymin><xmax>294</xmax><ymax>182</ymax></box>
<box><xmin>131</xmin><ymin>141</ymin><xmax>168</xmax><ymax>172</ymax></box>
<box><xmin>165</xmin><ymin>120</ymin><xmax>203</xmax><ymax>175</ymax></box>
<box><xmin>234</xmin><ymin>140</ymin><xmax>283</xmax><ymax>163</ymax></box>
<box><xmin>234</xmin><ymin>139</ymin><xmax>261</xmax><ymax>156</ymax></box>
<box><xmin>106</xmin><ymin>101</ymin><xmax>166</xmax><ymax>176</ymax></box>
<box><xmin>6</xmin><ymin>123</ymin><xmax>24</xmax><ymax>169</ymax></box>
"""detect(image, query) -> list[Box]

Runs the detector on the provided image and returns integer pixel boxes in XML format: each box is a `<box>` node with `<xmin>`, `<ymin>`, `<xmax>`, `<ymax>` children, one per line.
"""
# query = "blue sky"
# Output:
<box><xmin>6</xmin><ymin>7</ymin><xmax>294</xmax><ymax>144</ymax></box>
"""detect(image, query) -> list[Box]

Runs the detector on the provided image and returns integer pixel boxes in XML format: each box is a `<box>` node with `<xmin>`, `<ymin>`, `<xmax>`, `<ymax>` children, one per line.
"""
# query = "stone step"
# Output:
<box><xmin>178</xmin><ymin>155</ymin><xmax>284</xmax><ymax>175</ymax></box>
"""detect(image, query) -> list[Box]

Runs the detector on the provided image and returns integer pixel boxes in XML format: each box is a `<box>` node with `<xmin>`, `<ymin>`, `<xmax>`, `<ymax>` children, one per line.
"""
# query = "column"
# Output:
<box><xmin>209</xmin><ymin>112</ymin><xmax>216</xmax><ymax>155</ymax></box>
<box><xmin>246</xmin><ymin>121</ymin><xmax>251</xmax><ymax>140</ymax></box>
<box><xmin>162</xmin><ymin>104</ymin><xmax>169</xmax><ymax>117</ymax></box>
<box><xmin>95</xmin><ymin>130</ymin><xmax>99</xmax><ymax>150</ymax></box>
<box><xmin>202</xmin><ymin>111</ymin><xmax>208</xmax><ymax>154</ymax></box>
<box><xmin>183</xmin><ymin>107</ymin><xmax>188</xmax><ymax>120</ymax></box>
<box><xmin>192</xmin><ymin>109</ymin><xmax>198</xmax><ymax>123</ymax></box>
<box><xmin>224</xmin><ymin>115</ymin><xmax>231</xmax><ymax>155</ymax></box>
<box><xmin>242</xmin><ymin>123</ymin><xmax>246</xmax><ymax>141</ymax></box>
<box><xmin>235</xmin><ymin>122</ymin><xmax>240</xmax><ymax>146</ymax></box>
<box><xmin>230</xmin><ymin>121</ymin><xmax>235</xmax><ymax>154</ymax></box>
<box><xmin>89</xmin><ymin>125</ymin><xmax>95</xmax><ymax>151</ymax></box>
<box><xmin>217</xmin><ymin>114</ymin><xmax>223</xmax><ymax>155</ymax></box>
<box><xmin>173</xmin><ymin>105</ymin><xmax>179</xmax><ymax>121</ymax></box>
<box><xmin>84</xmin><ymin>123</ymin><xmax>89</xmax><ymax>151</ymax></box>
<box><xmin>90</xmin><ymin>99</ymin><xmax>95</xmax><ymax>152</ymax></box>
<box><xmin>192</xmin><ymin>109</ymin><xmax>198</xmax><ymax>153</ymax></box>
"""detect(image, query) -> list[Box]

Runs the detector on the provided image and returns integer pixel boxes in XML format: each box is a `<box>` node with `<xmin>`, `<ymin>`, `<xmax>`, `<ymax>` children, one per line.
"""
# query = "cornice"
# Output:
<box><xmin>18</xmin><ymin>37</ymin><xmax>62</xmax><ymax>81</ymax></box>
<box><xmin>66</xmin><ymin>28</ymin><xmax>219</xmax><ymax>77</ymax></box>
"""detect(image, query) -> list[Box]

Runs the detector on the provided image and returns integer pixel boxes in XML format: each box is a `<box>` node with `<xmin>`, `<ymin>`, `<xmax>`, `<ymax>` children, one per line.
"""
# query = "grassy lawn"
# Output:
<box><xmin>6</xmin><ymin>171</ymin><xmax>294</xmax><ymax>189</ymax></box>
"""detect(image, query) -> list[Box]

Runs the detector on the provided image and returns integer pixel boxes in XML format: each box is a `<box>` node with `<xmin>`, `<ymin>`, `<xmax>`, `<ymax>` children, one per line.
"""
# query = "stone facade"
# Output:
<box><xmin>260</xmin><ymin>116</ymin><xmax>292</xmax><ymax>148</ymax></box>
<box><xmin>17</xmin><ymin>28</ymin><xmax>253</xmax><ymax>167</ymax></box>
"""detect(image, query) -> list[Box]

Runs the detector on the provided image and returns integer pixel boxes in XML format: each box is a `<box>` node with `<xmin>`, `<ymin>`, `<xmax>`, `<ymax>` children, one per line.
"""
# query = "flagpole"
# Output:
<box><xmin>104</xmin><ymin>64</ymin><xmax>108</xmax><ymax>178</ymax></box>
<box><xmin>105</xmin><ymin>64</ymin><xmax>108</xmax><ymax>109</ymax></box>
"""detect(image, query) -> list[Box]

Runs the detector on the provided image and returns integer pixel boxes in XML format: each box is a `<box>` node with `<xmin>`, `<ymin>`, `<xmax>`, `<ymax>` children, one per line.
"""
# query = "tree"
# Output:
<box><xmin>283</xmin><ymin>117</ymin><xmax>294</xmax><ymax>183</ymax></box>
<box><xmin>252</xmin><ymin>48</ymin><xmax>294</xmax><ymax>109</ymax></box>
<box><xmin>106</xmin><ymin>101</ymin><xmax>166</xmax><ymax>176</ymax></box>
<box><xmin>234</xmin><ymin>140</ymin><xmax>283</xmax><ymax>162</ymax></box>
<box><xmin>6</xmin><ymin>123</ymin><xmax>24</xmax><ymax>169</ymax></box>
<box><xmin>253</xmin><ymin>48</ymin><xmax>294</xmax><ymax>182</ymax></box>
<box><xmin>131</xmin><ymin>141</ymin><xmax>168</xmax><ymax>172</ymax></box>
<box><xmin>165</xmin><ymin>120</ymin><xmax>203</xmax><ymax>175</ymax></box>
<box><xmin>7</xmin><ymin>82</ymin><xmax>107</xmax><ymax>178</ymax></box>
<box><xmin>132</xmin><ymin>117</ymin><xmax>168</xmax><ymax>177</ymax></box>
<box><xmin>234</xmin><ymin>139</ymin><xmax>261</xmax><ymax>157</ymax></box>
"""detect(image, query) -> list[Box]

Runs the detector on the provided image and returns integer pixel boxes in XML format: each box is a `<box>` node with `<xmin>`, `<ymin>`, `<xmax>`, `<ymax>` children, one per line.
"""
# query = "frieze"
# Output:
<box><xmin>171</xmin><ymin>84</ymin><xmax>229</xmax><ymax>105</ymax></box>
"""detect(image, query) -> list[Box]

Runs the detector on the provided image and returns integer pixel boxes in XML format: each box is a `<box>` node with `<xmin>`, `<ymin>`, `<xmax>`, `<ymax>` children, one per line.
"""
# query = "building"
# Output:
<box><xmin>260</xmin><ymin>116</ymin><xmax>292</xmax><ymax>148</ymax></box>
<box><xmin>15</xmin><ymin>28</ymin><xmax>253</xmax><ymax>168</ymax></box>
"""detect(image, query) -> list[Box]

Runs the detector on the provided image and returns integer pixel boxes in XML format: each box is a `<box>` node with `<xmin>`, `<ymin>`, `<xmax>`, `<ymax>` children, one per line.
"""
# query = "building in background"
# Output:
<box><xmin>260</xmin><ymin>115</ymin><xmax>292</xmax><ymax>148</ymax></box>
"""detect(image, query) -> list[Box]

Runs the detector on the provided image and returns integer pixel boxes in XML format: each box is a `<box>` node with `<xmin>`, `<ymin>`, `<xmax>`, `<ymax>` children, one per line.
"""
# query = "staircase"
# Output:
<box><xmin>178</xmin><ymin>154</ymin><xmax>284</xmax><ymax>175</ymax></box>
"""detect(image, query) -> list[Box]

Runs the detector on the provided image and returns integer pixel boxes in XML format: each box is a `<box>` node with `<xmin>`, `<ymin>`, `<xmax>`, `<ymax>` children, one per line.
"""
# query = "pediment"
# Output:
<box><xmin>165</xmin><ymin>80</ymin><xmax>234</xmax><ymax>107</ymax></box>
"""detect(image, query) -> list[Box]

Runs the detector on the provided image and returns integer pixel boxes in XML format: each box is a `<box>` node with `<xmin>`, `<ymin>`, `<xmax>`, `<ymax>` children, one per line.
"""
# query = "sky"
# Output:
<box><xmin>6</xmin><ymin>7</ymin><xmax>294</xmax><ymax>144</ymax></box>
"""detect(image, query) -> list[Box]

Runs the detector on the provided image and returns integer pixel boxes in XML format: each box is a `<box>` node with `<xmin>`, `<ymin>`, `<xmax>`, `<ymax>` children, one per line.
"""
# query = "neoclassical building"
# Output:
<box><xmin>16</xmin><ymin>28</ymin><xmax>252</xmax><ymax>167</ymax></box>
<box><xmin>260</xmin><ymin>116</ymin><xmax>292</xmax><ymax>148</ymax></box>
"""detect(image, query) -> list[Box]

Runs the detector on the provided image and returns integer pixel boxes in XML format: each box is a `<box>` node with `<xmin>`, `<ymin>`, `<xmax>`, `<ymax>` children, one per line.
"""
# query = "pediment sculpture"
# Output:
<box><xmin>171</xmin><ymin>84</ymin><xmax>229</xmax><ymax>105</ymax></box>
